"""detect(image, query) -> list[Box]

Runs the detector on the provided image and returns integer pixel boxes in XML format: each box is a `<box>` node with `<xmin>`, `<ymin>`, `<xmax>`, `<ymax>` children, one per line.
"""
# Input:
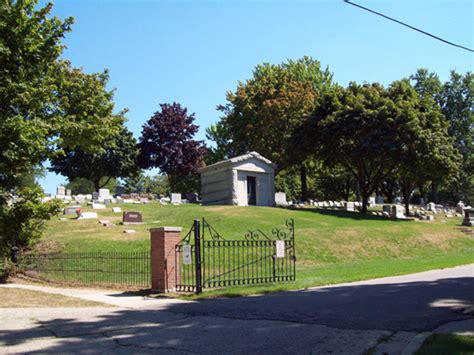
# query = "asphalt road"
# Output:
<box><xmin>167</xmin><ymin>266</ymin><xmax>474</xmax><ymax>332</ymax></box>
<box><xmin>1</xmin><ymin>265</ymin><xmax>473</xmax><ymax>353</ymax></box>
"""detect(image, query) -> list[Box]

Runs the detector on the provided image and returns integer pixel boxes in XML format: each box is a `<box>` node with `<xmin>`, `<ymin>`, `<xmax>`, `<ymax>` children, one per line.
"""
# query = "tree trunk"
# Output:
<box><xmin>93</xmin><ymin>180</ymin><xmax>100</xmax><ymax>192</ymax></box>
<box><xmin>431</xmin><ymin>181</ymin><xmax>439</xmax><ymax>203</ymax></box>
<box><xmin>360</xmin><ymin>187</ymin><xmax>369</xmax><ymax>214</ymax></box>
<box><xmin>300</xmin><ymin>165</ymin><xmax>308</xmax><ymax>202</ymax></box>
<box><xmin>400</xmin><ymin>180</ymin><xmax>414</xmax><ymax>216</ymax></box>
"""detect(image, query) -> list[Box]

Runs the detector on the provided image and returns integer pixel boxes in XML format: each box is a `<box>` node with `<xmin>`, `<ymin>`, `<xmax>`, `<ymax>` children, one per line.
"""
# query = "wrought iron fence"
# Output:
<box><xmin>175</xmin><ymin>218</ymin><xmax>296</xmax><ymax>293</ymax></box>
<box><xmin>17</xmin><ymin>251</ymin><xmax>150</xmax><ymax>288</ymax></box>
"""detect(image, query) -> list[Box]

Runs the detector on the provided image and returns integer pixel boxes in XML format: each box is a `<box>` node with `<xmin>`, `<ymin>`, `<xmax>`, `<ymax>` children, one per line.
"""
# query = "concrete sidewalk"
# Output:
<box><xmin>0</xmin><ymin>283</ymin><xmax>189</xmax><ymax>309</ymax></box>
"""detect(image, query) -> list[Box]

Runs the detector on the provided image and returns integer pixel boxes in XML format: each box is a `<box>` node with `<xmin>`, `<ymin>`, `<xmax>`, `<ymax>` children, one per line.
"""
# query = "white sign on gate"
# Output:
<box><xmin>276</xmin><ymin>240</ymin><xmax>285</xmax><ymax>258</ymax></box>
<box><xmin>183</xmin><ymin>244</ymin><xmax>192</xmax><ymax>265</ymax></box>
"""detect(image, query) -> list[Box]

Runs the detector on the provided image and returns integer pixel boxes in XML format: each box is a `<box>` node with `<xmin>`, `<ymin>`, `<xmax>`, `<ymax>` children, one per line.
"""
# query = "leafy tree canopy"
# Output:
<box><xmin>137</xmin><ymin>102</ymin><xmax>206</xmax><ymax>191</ymax></box>
<box><xmin>50</xmin><ymin>125</ymin><xmax>139</xmax><ymax>192</ymax></box>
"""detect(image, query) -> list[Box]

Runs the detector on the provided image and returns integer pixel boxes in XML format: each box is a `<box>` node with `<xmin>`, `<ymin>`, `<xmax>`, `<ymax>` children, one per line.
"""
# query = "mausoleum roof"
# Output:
<box><xmin>199</xmin><ymin>151</ymin><xmax>276</xmax><ymax>173</ymax></box>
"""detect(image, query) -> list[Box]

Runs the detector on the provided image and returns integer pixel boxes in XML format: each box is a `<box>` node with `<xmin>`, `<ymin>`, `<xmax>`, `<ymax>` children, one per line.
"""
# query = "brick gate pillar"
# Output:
<box><xmin>150</xmin><ymin>227</ymin><xmax>182</xmax><ymax>292</ymax></box>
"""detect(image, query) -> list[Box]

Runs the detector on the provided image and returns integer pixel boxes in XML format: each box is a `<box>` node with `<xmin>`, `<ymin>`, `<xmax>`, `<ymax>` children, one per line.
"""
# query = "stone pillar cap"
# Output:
<box><xmin>150</xmin><ymin>226</ymin><xmax>182</xmax><ymax>233</ymax></box>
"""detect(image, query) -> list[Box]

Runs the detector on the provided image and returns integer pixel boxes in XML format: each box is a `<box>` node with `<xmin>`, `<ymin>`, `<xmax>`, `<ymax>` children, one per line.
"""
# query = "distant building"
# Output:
<box><xmin>199</xmin><ymin>152</ymin><xmax>276</xmax><ymax>206</ymax></box>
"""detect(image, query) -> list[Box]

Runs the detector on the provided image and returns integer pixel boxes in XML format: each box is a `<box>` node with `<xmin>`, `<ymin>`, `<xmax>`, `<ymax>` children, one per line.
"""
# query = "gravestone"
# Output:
<box><xmin>56</xmin><ymin>185</ymin><xmax>66</xmax><ymax>196</ymax></box>
<box><xmin>185</xmin><ymin>193</ymin><xmax>199</xmax><ymax>203</ymax></box>
<box><xmin>115</xmin><ymin>185</ymin><xmax>125</xmax><ymax>196</ymax></box>
<box><xmin>419</xmin><ymin>197</ymin><xmax>425</xmax><ymax>207</ymax></box>
<box><xmin>79</xmin><ymin>212</ymin><xmax>98</xmax><ymax>219</ymax></box>
<box><xmin>376</xmin><ymin>196</ymin><xmax>384</xmax><ymax>204</ymax></box>
<box><xmin>275</xmin><ymin>192</ymin><xmax>288</xmax><ymax>206</ymax></box>
<box><xmin>75</xmin><ymin>194</ymin><xmax>85</xmax><ymax>204</ymax></box>
<box><xmin>383</xmin><ymin>205</ymin><xmax>392</xmax><ymax>214</ymax></box>
<box><xmin>368</xmin><ymin>197</ymin><xmax>376</xmax><ymax>206</ymax></box>
<box><xmin>427</xmin><ymin>202</ymin><xmax>436</xmax><ymax>212</ymax></box>
<box><xmin>92</xmin><ymin>203</ymin><xmax>106</xmax><ymax>210</ymax></box>
<box><xmin>92</xmin><ymin>192</ymin><xmax>99</xmax><ymax>201</ymax></box>
<box><xmin>103</xmin><ymin>198</ymin><xmax>113</xmax><ymax>204</ymax></box>
<box><xmin>122</xmin><ymin>211</ymin><xmax>143</xmax><ymax>224</ymax></box>
<box><xmin>66</xmin><ymin>189</ymin><xmax>72</xmax><ymax>196</ymax></box>
<box><xmin>391</xmin><ymin>205</ymin><xmax>405</xmax><ymax>219</ymax></box>
<box><xmin>98</xmin><ymin>188</ymin><xmax>111</xmax><ymax>199</ymax></box>
<box><xmin>171</xmin><ymin>193</ymin><xmax>182</xmax><ymax>204</ymax></box>
<box><xmin>64</xmin><ymin>206</ymin><xmax>81</xmax><ymax>215</ymax></box>
<box><xmin>345</xmin><ymin>202</ymin><xmax>355</xmax><ymax>212</ymax></box>
<box><xmin>84</xmin><ymin>194</ymin><xmax>93</xmax><ymax>200</ymax></box>
<box><xmin>456</xmin><ymin>201</ymin><xmax>465</xmax><ymax>214</ymax></box>
<box><xmin>394</xmin><ymin>197</ymin><xmax>402</xmax><ymax>204</ymax></box>
<box><xmin>112</xmin><ymin>207</ymin><xmax>122</xmax><ymax>213</ymax></box>
<box><xmin>462</xmin><ymin>208</ymin><xmax>474</xmax><ymax>227</ymax></box>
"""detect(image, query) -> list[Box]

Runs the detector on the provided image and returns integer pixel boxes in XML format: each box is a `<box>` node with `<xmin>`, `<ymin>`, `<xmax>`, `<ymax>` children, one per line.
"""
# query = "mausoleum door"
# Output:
<box><xmin>247</xmin><ymin>176</ymin><xmax>257</xmax><ymax>205</ymax></box>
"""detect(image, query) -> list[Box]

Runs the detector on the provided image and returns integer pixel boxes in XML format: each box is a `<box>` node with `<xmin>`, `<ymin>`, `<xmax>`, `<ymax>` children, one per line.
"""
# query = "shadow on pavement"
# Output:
<box><xmin>1</xmin><ymin>277</ymin><xmax>473</xmax><ymax>352</ymax></box>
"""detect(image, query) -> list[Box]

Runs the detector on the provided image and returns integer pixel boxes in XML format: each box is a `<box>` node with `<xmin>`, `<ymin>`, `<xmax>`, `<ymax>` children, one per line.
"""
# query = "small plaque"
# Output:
<box><xmin>276</xmin><ymin>240</ymin><xmax>285</xmax><ymax>258</ymax></box>
<box><xmin>183</xmin><ymin>244</ymin><xmax>192</xmax><ymax>265</ymax></box>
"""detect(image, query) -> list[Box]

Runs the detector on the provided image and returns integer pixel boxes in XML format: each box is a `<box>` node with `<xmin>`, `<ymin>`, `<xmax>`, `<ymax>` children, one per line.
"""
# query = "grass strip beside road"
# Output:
<box><xmin>416</xmin><ymin>334</ymin><xmax>474</xmax><ymax>355</ymax></box>
<box><xmin>0</xmin><ymin>287</ymin><xmax>113</xmax><ymax>308</ymax></box>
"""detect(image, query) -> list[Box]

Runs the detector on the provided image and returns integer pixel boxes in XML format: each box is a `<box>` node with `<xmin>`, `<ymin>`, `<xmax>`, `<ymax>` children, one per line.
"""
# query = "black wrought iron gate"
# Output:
<box><xmin>175</xmin><ymin>218</ymin><xmax>296</xmax><ymax>293</ymax></box>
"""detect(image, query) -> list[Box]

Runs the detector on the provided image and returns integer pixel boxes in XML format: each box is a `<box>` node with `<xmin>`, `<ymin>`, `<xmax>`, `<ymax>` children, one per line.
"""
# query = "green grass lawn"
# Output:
<box><xmin>416</xmin><ymin>334</ymin><xmax>474</xmax><ymax>355</ymax></box>
<box><xmin>36</xmin><ymin>202</ymin><xmax>474</xmax><ymax>295</ymax></box>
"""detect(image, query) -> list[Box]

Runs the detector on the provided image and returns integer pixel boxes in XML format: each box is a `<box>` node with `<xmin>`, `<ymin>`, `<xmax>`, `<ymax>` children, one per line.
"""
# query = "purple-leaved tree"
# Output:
<box><xmin>137</xmin><ymin>103</ymin><xmax>206</xmax><ymax>192</ymax></box>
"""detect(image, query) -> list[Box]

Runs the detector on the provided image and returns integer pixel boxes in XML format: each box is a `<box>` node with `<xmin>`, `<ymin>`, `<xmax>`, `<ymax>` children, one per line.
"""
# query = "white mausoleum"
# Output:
<box><xmin>199</xmin><ymin>152</ymin><xmax>276</xmax><ymax>206</ymax></box>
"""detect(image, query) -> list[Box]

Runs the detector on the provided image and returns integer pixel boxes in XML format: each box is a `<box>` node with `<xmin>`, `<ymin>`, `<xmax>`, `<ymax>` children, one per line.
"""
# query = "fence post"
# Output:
<box><xmin>150</xmin><ymin>227</ymin><xmax>182</xmax><ymax>292</ymax></box>
<box><xmin>194</xmin><ymin>219</ymin><xmax>202</xmax><ymax>294</ymax></box>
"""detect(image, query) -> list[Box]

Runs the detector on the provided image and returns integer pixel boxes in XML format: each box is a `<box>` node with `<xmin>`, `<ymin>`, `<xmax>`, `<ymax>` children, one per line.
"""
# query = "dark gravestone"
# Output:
<box><xmin>185</xmin><ymin>193</ymin><xmax>199</xmax><ymax>203</ymax></box>
<box><xmin>92</xmin><ymin>192</ymin><xmax>99</xmax><ymax>201</ymax></box>
<box><xmin>115</xmin><ymin>185</ymin><xmax>125</xmax><ymax>196</ymax></box>
<box><xmin>122</xmin><ymin>211</ymin><xmax>143</xmax><ymax>225</ymax></box>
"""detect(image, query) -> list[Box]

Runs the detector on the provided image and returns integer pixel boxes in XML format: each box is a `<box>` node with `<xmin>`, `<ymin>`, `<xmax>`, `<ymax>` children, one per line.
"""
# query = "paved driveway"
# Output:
<box><xmin>1</xmin><ymin>264</ymin><xmax>473</xmax><ymax>353</ymax></box>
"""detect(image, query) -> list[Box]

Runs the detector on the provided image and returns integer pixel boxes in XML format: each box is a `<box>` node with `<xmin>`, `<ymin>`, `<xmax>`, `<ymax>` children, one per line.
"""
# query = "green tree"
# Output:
<box><xmin>410</xmin><ymin>69</ymin><xmax>473</xmax><ymax>204</ymax></box>
<box><xmin>0</xmin><ymin>188</ymin><xmax>62</xmax><ymax>255</ymax></box>
<box><xmin>0</xmin><ymin>0</ymin><xmax>125</xmax><ymax>257</ymax></box>
<box><xmin>65</xmin><ymin>177</ymin><xmax>117</xmax><ymax>195</ymax></box>
<box><xmin>388</xmin><ymin>80</ymin><xmax>460</xmax><ymax>214</ymax></box>
<box><xmin>214</xmin><ymin>56</ymin><xmax>333</xmax><ymax>200</ymax></box>
<box><xmin>50</xmin><ymin>125</ymin><xmax>139</xmax><ymax>192</ymax></box>
<box><xmin>123</xmin><ymin>172</ymin><xmax>145</xmax><ymax>194</ymax></box>
<box><xmin>305</xmin><ymin>81</ymin><xmax>451</xmax><ymax>213</ymax></box>
<box><xmin>143</xmin><ymin>175</ymin><xmax>170</xmax><ymax>196</ymax></box>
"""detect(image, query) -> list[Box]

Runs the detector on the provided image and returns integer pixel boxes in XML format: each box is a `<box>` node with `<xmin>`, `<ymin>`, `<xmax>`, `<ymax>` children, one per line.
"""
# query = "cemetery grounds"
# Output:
<box><xmin>20</xmin><ymin>202</ymin><xmax>474</xmax><ymax>298</ymax></box>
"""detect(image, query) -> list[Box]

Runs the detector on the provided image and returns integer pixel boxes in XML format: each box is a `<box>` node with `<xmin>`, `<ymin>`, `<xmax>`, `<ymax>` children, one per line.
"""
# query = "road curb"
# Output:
<box><xmin>401</xmin><ymin>331</ymin><xmax>431</xmax><ymax>355</ymax></box>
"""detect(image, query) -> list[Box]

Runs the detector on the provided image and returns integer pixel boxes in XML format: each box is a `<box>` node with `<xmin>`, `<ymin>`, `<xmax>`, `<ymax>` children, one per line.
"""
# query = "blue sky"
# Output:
<box><xmin>38</xmin><ymin>0</ymin><xmax>473</xmax><ymax>194</ymax></box>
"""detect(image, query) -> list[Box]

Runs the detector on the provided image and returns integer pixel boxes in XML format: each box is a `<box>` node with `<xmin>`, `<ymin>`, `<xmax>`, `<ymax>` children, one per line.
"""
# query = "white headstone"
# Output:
<box><xmin>427</xmin><ymin>202</ymin><xmax>436</xmax><ymax>212</ymax></box>
<box><xmin>79</xmin><ymin>212</ymin><xmax>98</xmax><ymax>219</ymax></box>
<box><xmin>345</xmin><ymin>202</ymin><xmax>355</xmax><ymax>212</ymax></box>
<box><xmin>275</xmin><ymin>192</ymin><xmax>288</xmax><ymax>206</ymax></box>
<box><xmin>112</xmin><ymin>207</ymin><xmax>122</xmax><ymax>213</ymax></box>
<box><xmin>75</xmin><ymin>194</ymin><xmax>85</xmax><ymax>204</ymax></box>
<box><xmin>98</xmin><ymin>188</ymin><xmax>111</xmax><ymax>199</ymax></box>
<box><xmin>92</xmin><ymin>203</ymin><xmax>106</xmax><ymax>210</ymax></box>
<box><xmin>56</xmin><ymin>185</ymin><xmax>66</xmax><ymax>196</ymax></box>
<box><xmin>391</xmin><ymin>205</ymin><xmax>405</xmax><ymax>219</ymax></box>
<box><xmin>171</xmin><ymin>193</ymin><xmax>182</xmax><ymax>204</ymax></box>
<box><xmin>369</xmin><ymin>197</ymin><xmax>376</xmax><ymax>206</ymax></box>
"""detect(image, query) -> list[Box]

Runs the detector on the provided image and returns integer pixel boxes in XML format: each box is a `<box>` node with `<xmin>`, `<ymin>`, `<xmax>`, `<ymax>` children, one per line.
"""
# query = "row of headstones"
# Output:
<box><xmin>275</xmin><ymin>192</ymin><xmax>380</xmax><ymax>210</ymax></box>
<box><xmin>52</xmin><ymin>186</ymin><xmax>200</xmax><ymax>205</ymax></box>
<box><xmin>64</xmin><ymin>206</ymin><xmax>144</xmax><ymax>224</ymax></box>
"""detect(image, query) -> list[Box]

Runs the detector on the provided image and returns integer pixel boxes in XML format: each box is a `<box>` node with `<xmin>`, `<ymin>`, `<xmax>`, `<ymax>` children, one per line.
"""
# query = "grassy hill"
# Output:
<box><xmin>40</xmin><ymin>202</ymin><xmax>474</xmax><ymax>295</ymax></box>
